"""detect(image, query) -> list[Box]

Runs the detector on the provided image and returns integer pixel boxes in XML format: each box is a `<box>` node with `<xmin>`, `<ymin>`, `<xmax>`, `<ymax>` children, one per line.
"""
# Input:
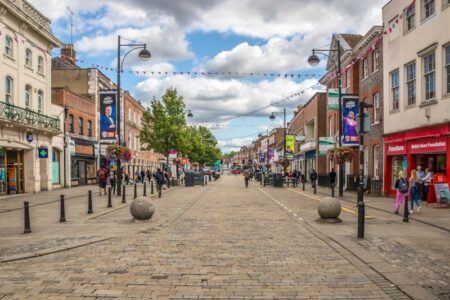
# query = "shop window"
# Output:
<box><xmin>37</xmin><ymin>56</ymin><xmax>44</xmax><ymax>74</ymax></box>
<box><xmin>445</xmin><ymin>44</ymin><xmax>450</xmax><ymax>95</ymax></box>
<box><xmin>423</xmin><ymin>52</ymin><xmax>435</xmax><ymax>100</ymax></box>
<box><xmin>24</xmin><ymin>85</ymin><xmax>32</xmax><ymax>108</ymax></box>
<box><xmin>392</xmin><ymin>156</ymin><xmax>407</xmax><ymax>188</ymax></box>
<box><xmin>78</xmin><ymin>117</ymin><xmax>83</xmax><ymax>135</ymax></box>
<box><xmin>25</xmin><ymin>48</ymin><xmax>32</xmax><ymax>68</ymax></box>
<box><xmin>5</xmin><ymin>76</ymin><xmax>13</xmax><ymax>104</ymax></box>
<box><xmin>390</xmin><ymin>69</ymin><xmax>400</xmax><ymax>111</ymax></box>
<box><xmin>37</xmin><ymin>90</ymin><xmax>43</xmax><ymax>113</ymax></box>
<box><xmin>68</xmin><ymin>114</ymin><xmax>74</xmax><ymax>133</ymax></box>
<box><xmin>52</xmin><ymin>149</ymin><xmax>60</xmax><ymax>184</ymax></box>
<box><xmin>437</xmin><ymin>155</ymin><xmax>447</xmax><ymax>174</ymax></box>
<box><xmin>422</xmin><ymin>0</ymin><xmax>435</xmax><ymax>20</ymax></box>
<box><xmin>405</xmin><ymin>61</ymin><xmax>416</xmax><ymax>106</ymax></box>
<box><xmin>88</xmin><ymin>120</ymin><xmax>92</xmax><ymax>137</ymax></box>
<box><xmin>404</xmin><ymin>4</ymin><xmax>415</xmax><ymax>32</ymax></box>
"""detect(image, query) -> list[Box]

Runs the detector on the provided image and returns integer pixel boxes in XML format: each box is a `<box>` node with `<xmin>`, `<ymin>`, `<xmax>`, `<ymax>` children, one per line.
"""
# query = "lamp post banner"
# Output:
<box><xmin>285</xmin><ymin>135</ymin><xmax>295</xmax><ymax>160</ymax></box>
<box><xmin>99</xmin><ymin>91</ymin><xmax>117</xmax><ymax>142</ymax></box>
<box><xmin>342</xmin><ymin>96</ymin><xmax>359</xmax><ymax>146</ymax></box>
<box><xmin>327</xmin><ymin>88</ymin><xmax>339</xmax><ymax>110</ymax></box>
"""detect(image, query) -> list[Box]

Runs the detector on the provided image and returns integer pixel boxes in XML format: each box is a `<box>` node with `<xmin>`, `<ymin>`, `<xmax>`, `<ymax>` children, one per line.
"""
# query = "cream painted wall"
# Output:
<box><xmin>383</xmin><ymin>0</ymin><xmax>450</xmax><ymax>134</ymax></box>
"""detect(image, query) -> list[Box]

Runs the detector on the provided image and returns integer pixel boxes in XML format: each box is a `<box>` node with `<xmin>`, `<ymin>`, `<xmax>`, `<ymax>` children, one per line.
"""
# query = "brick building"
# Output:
<box><xmin>52</xmin><ymin>87</ymin><xmax>97</xmax><ymax>186</ymax></box>
<box><xmin>288</xmin><ymin>105</ymin><xmax>305</xmax><ymax>172</ymax></box>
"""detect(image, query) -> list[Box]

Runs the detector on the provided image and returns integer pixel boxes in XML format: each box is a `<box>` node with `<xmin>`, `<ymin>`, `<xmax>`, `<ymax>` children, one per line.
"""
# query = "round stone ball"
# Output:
<box><xmin>317</xmin><ymin>197</ymin><xmax>341</xmax><ymax>219</ymax></box>
<box><xmin>130</xmin><ymin>197</ymin><xmax>155</xmax><ymax>220</ymax></box>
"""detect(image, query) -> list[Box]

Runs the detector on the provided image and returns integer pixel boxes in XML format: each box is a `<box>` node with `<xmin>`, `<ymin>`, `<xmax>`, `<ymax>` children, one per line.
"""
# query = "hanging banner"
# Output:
<box><xmin>342</xmin><ymin>96</ymin><xmax>359</xmax><ymax>146</ymax></box>
<box><xmin>99</xmin><ymin>91</ymin><xmax>117</xmax><ymax>142</ymax></box>
<box><xmin>327</xmin><ymin>88</ymin><xmax>339</xmax><ymax>110</ymax></box>
<box><xmin>268</xmin><ymin>148</ymin><xmax>274</xmax><ymax>162</ymax></box>
<box><xmin>285</xmin><ymin>135</ymin><xmax>295</xmax><ymax>160</ymax></box>
<box><xmin>259</xmin><ymin>152</ymin><xmax>266</xmax><ymax>162</ymax></box>
<box><xmin>319</xmin><ymin>137</ymin><xmax>335</xmax><ymax>156</ymax></box>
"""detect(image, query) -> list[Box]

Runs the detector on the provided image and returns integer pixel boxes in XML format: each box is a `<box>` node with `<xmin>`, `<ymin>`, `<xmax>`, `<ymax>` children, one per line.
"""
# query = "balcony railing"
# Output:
<box><xmin>0</xmin><ymin>101</ymin><xmax>60</xmax><ymax>132</ymax></box>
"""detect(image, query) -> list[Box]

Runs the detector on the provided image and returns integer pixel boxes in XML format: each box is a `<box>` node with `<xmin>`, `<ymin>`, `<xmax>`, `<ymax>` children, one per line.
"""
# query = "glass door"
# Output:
<box><xmin>0</xmin><ymin>148</ymin><xmax>6</xmax><ymax>194</ymax></box>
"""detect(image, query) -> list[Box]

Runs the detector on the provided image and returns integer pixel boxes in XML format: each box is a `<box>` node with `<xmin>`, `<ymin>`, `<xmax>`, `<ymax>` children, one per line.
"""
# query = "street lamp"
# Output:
<box><xmin>63</xmin><ymin>105</ymin><xmax>69</xmax><ymax>188</ymax></box>
<box><xmin>308</xmin><ymin>38</ymin><xmax>344</xmax><ymax>197</ymax></box>
<box><xmin>185</xmin><ymin>110</ymin><xmax>193</xmax><ymax>118</ymax></box>
<box><xmin>269</xmin><ymin>107</ymin><xmax>286</xmax><ymax>171</ymax></box>
<box><xmin>116</xmin><ymin>35</ymin><xmax>151</xmax><ymax>196</ymax></box>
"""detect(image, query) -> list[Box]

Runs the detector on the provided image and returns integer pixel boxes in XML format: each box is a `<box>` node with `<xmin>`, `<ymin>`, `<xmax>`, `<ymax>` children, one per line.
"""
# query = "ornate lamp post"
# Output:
<box><xmin>269</xmin><ymin>107</ymin><xmax>286</xmax><ymax>171</ymax></box>
<box><xmin>308</xmin><ymin>39</ymin><xmax>344</xmax><ymax>197</ymax></box>
<box><xmin>116</xmin><ymin>36</ymin><xmax>151</xmax><ymax>196</ymax></box>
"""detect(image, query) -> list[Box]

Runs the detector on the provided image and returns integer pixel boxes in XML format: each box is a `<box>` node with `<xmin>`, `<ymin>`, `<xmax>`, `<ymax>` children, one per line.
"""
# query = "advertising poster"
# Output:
<box><xmin>99</xmin><ymin>91</ymin><xmax>117</xmax><ymax>142</ymax></box>
<box><xmin>259</xmin><ymin>152</ymin><xmax>265</xmax><ymax>163</ymax></box>
<box><xmin>342</xmin><ymin>96</ymin><xmax>359</xmax><ymax>146</ymax></box>
<box><xmin>327</xmin><ymin>88</ymin><xmax>339</xmax><ymax>110</ymax></box>
<box><xmin>285</xmin><ymin>135</ymin><xmax>295</xmax><ymax>160</ymax></box>
<box><xmin>268</xmin><ymin>148</ymin><xmax>274</xmax><ymax>162</ymax></box>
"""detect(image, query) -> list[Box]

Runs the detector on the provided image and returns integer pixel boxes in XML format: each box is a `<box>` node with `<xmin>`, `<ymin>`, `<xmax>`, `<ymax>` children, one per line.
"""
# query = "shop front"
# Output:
<box><xmin>70</xmin><ymin>139</ymin><xmax>97</xmax><ymax>186</ymax></box>
<box><xmin>383</xmin><ymin>124</ymin><xmax>450</xmax><ymax>196</ymax></box>
<box><xmin>0</xmin><ymin>148</ymin><xmax>24</xmax><ymax>194</ymax></box>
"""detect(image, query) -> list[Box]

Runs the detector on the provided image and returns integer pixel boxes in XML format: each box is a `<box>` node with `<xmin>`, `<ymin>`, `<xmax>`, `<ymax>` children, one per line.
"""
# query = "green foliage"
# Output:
<box><xmin>184</xmin><ymin>126</ymin><xmax>221</xmax><ymax>165</ymax></box>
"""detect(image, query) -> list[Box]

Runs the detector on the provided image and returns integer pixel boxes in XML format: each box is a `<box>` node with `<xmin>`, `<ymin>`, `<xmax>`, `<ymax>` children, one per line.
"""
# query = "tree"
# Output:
<box><xmin>140</xmin><ymin>88</ymin><xmax>187</xmax><ymax>167</ymax></box>
<box><xmin>184</xmin><ymin>126</ymin><xmax>221</xmax><ymax>166</ymax></box>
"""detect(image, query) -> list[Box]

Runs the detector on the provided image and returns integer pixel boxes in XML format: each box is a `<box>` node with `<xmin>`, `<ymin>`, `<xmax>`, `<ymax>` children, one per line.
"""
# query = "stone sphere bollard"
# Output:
<box><xmin>130</xmin><ymin>196</ymin><xmax>155</xmax><ymax>220</ymax></box>
<box><xmin>317</xmin><ymin>197</ymin><xmax>342</xmax><ymax>223</ymax></box>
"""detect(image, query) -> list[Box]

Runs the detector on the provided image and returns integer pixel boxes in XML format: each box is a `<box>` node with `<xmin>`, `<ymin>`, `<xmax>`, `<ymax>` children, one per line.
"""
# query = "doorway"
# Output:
<box><xmin>0</xmin><ymin>148</ymin><xmax>24</xmax><ymax>194</ymax></box>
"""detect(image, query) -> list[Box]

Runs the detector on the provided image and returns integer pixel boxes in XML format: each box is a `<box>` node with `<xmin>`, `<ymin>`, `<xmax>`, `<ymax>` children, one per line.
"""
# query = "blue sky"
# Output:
<box><xmin>32</xmin><ymin>0</ymin><xmax>385</xmax><ymax>152</ymax></box>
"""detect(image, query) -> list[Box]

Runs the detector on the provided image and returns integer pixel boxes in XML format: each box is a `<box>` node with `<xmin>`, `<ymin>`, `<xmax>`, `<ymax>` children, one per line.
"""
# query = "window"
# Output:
<box><xmin>390</xmin><ymin>69</ymin><xmax>400</xmax><ymax>110</ymax></box>
<box><xmin>373</xmin><ymin>145</ymin><xmax>380</xmax><ymax>179</ymax></box>
<box><xmin>128</xmin><ymin>108</ymin><xmax>132</xmax><ymax>121</ymax></box>
<box><xmin>404</xmin><ymin>5</ymin><xmax>415</xmax><ymax>31</ymax></box>
<box><xmin>5</xmin><ymin>36</ymin><xmax>13</xmax><ymax>56</ymax></box>
<box><xmin>372</xmin><ymin>51</ymin><xmax>379</xmax><ymax>72</ymax></box>
<box><xmin>25</xmin><ymin>85</ymin><xmax>32</xmax><ymax>108</ymax></box>
<box><xmin>78</xmin><ymin>118</ymin><xmax>83</xmax><ymax>135</ymax></box>
<box><xmin>405</xmin><ymin>62</ymin><xmax>416</xmax><ymax>105</ymax></box>
<box><xmin>445</xmin><ymin>45</ymin><xmax>450</xmax><ymax>95</ymax></box>
<box><xmin>88</xmin><ymin>120</ymin><xmax>92</xmax><ymax>137</ymax></box>
<box><xmin>5</xmin><ymin>77</ymin><xmax>13</xmax><ymax>104</ymax></box>
<box><xmin>37</xmin><ymin>56</ymin><xmax>44</xmax><ymax>74</ymax></box>
<box><xmin>423</xmin><ymin>0</ymin><xmax>435</xmax><ymax>19</ymax></box>
<box><xmin>37</xmin><ymin>90</ymin><xmax>43</xmax><ymax>113</ymax></box>
<box><xmin>346</xmin><ymin>68</ymin><xmax>350</xmax><ymax>87</ymax></box>
<box><xmin>423</xmin><ymin>52</ymin><xmax>435</xmax><ymax>100</ymax></box>
<box><xmin>25</xmin><ymin>49</ymin><xmax>32</xmax><ymax>67</ymax></box>
<box><xmin>373</xmin><ymin>93</ymin><xmax>380</xmax><ymax>123</ymax></box>
<box><xmin>363</xmin><ymin>58</ymin><xmax>368</xmax><ymax>79</ymax></box>
<box><xmin>68</xmin><ymin>114</ymin><xmax>74</xmax><ymax>133</ymax></box>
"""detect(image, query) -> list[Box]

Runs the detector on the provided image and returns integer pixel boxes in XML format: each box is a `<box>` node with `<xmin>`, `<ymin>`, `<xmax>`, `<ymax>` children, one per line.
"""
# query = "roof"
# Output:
<box><xmin>340</xmin><ymin>34</ymin><xmax>364</xmax><ymax>49</ymax></box>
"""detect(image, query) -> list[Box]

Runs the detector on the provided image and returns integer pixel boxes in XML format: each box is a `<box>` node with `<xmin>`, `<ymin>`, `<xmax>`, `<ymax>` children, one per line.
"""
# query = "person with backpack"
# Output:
<box><xmin>243</xmin><ymin>167</ymin><xmax>251</xmax><ymax>188</ymax></box>
<box><xmin>394</xmin><ymin>170</ymin><xmax>408</xmax><ymax>214</ymax></box>
<box><xmin>97</xmin><ymin>165</ymin><xmax>109</xmax><ymax>196</ymax></box>
<box><xmin>409</xmin><ymin>170</ymin><xmax>421</xmax><ymax>214</ymax></box>
<box><xmin>310</xmin><ymin>169</ymin><xmax>318</xmax><ymax>188</ymax></box>
<box><xmin>109</xmin><ymin>168</ymin><xmax>117</xmax><ymax>195</ymax></box>
<box><xmin>154</xmin><ymin>168</ymin><xmax>165</xmax><ymax>198</ymax></box>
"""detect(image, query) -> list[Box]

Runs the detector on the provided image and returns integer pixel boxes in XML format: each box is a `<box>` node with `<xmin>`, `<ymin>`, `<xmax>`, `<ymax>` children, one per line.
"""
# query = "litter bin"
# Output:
<box><xmin>273</xmin><ymin>173</ymin><xmax>284</xmax><ymax>188</ymax></box>
<box><xmin>185</xmin><ymin>172</ymin><xmax>194</xmax><ymax>187</ymax></box>
<box><xmin>194</xmin><ymin>173</ymin><xmax>204</xmax><ymax>185</ymax></box>
<box><xmin>255</xmin><ymin>172</ymin><xmax>262</xmax><ymax>182</ymax></box>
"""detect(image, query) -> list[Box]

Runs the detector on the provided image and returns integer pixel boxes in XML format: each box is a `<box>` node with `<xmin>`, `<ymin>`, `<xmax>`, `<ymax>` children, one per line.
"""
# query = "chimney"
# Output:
<box><xmin>61</xmin><ymin>44</ymin><xmax>76</xmax><ymax>65</ymax></box>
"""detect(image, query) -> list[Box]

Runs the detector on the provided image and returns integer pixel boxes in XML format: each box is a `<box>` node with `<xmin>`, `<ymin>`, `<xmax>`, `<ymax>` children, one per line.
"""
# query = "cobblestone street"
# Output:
<box><xmin>0</xmin><ymin>176</ymin><xmax>431</xmax><ymax>299</ymax></box>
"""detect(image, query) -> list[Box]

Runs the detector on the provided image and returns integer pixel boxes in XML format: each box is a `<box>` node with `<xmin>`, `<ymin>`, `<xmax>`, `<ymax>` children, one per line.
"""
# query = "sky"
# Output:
<box><xmin>30</xmin><ymin>0</ymin><xmax>385</xmax><ymax>153</ymax></box>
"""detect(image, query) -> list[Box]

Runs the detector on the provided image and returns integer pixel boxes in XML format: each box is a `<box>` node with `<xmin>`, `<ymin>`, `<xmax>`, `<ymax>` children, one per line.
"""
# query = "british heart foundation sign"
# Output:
<box><xmin>409</xmin><ymin>137</ymin><xmax>447</xmax><ymax>154</ymax></box>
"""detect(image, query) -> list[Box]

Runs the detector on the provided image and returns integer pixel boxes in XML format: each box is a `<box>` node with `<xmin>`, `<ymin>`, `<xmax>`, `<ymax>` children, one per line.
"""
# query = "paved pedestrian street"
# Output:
<box><xmin>0</xmin><ymin>176</ymin><xmax>448</xmax><ymax>299</ymax></box>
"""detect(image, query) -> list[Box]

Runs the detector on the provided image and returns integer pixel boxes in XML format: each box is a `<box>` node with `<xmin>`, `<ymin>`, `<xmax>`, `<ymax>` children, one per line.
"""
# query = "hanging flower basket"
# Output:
<box><xmin>328</xmin><ymin>147</ymin><xmax>353</xmax><ymax>164</ymax></box>
<box><xmin>106</xmin><ymin>144</ymin><xmax>132</xmax><ymax>161</ymax></box>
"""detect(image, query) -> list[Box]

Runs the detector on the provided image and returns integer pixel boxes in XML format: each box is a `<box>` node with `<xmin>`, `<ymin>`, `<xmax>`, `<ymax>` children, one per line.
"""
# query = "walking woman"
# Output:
<box><xmin>394</xmin><ymin>170</ymin><xmax>408</xmax><ymax>214</ymax></box>
<box><xmin>409</xmin><ymin>170</ymin><xmax>421</xmax><ymax>214</ymax></box>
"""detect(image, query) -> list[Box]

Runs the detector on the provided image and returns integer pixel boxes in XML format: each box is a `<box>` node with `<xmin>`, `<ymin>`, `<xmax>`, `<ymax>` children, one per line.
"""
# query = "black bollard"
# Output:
<box><xmin>24</xmin><ymin>201</ymin><xmax>31</xmax><ymax>234</ymax></box>
<box><xmin>332</xmin><ymin>185</ymin><xmax>335</xmax><ymax>198</ymax></box>
<box><xmin>151</xmin><ymin>180</ymin><xmax>154</xmax><ymax>194</ymax></box>
<box><xmin>88</xmin><ymin>190</ymin><xmax>93</xmax><ymax>214</ymax></box>
<box><xmin>60</xmin><ymin>195</ymin><xmax>66</xmax><ymax>223</ymax></box>
<box><xmin>107</xmin><ymin>187</ymin><xmax>112</xmax><ymax>208</ymax></box>
<box><xmin>202</xmin><ymin>177</ymin><xmax>205</xmax><ymax>186</ymax></box>
<box><xmin>134</xmin><ymin>183</ymin><xmax>137</xmax><ymax>199</ymax></box>
<box><xmin>260</xmin><ymin>175</ymin><xmax>263</xmax><ymax>185</ymax></box>
<box><xmin>357</xmin><ymin>197</ymin><xmax>365</xmax><ymax>239</ymax></box>
<box><xmin>143</xmin><ymin>182</ymin><xmax>147</xmax><ymax>196</ymax></box>
<box><xmin>122</xmin><ymin>185</ymin><xmax>126</xmax><ymax>203</ymax></box>
<box><xmin>403</xmin><ymin>196</ymin><xmax>409</xmax><ymax>222</ymax></box>
<box><xmin>302</xmin><ymin>180</ymin><xmax>305</xmax><ymax>191</ymax></box>
<box><xmin>313</xmin><ymin>182</ymin><xmax>317</xmax><ymax>194</ymax></box>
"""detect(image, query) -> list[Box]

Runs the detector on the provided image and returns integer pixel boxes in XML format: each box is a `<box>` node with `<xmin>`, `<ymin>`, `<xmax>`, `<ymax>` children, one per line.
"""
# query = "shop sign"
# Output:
<box><xmin>386</xmin><ymin>142</ymin><xmax>406</xmax><ymax>156</ymax></box>
<box><xmin>433</xmin><ymin>173</ymin><xmax>450</xmax><ymax>203</ymax></box>
<box><xmin>295</xmin><ymin>135</ymin><xmax>305</xmax><ymax>142</ymax></box>
<box><xmin>409</xmin><ymin>138</ymin><xmax>447</xmax><ymax>154</ymax></box>
<box><xmin>38</xmin><ymin>147</ymin><xmax>48</xmax><ymax>158</ymax></box>
<box><xmin>169</xmin><ymin>149</ymin><xmax>178</xmax><ymax>159</ymax></box>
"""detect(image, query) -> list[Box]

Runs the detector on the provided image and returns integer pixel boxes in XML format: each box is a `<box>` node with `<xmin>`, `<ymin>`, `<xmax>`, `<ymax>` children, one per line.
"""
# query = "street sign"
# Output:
<box><xmin>38</xmin><ymin>147</ymin><xmax>48</xmax><ymax>158</ymax></box>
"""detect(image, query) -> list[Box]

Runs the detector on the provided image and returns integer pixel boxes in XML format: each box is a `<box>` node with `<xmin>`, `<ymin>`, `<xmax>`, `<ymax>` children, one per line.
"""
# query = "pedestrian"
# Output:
<box><xmin>154</xmin><ymin>168</ymin><xmax>165</xmax><ymax>198</ymax></box>
<box><xmin>394</xmin><ymin>170</ymin><xmax>408</xmax><ymax>214</ymax></box>
<box><xmin>416</xmin><ymin>165</ymin><xmax>425</xmax><ymax>200</ymax></box>
<box><xmin>140</xmin><ymin>170</ymin><xmax>145</xmax><ymax>183</ymax></box>
<box><xmin>97</xmin><ymin>165</ymin><xmax>109</xmax><ymax>196</ymax></box>
<box><xmin>329</xmin><ymin>168</ymin><xmax>337</xmax><ymax>188</ymax></box>
<box><xmin>109</xmin><ymin>168</ymin><xmax>117</xmax><ymax>195</ymax></box>
<box><xmin>146</xmin><ymin>170</ymin><xmax>152</xmax><ymax>183</ymax></box>
<box><xmin>409</xmin><ymin>170</ymin><xmax>421</xmax><ymax>214</ymax></box>
<box><xmin>243</xmin><ymin>167</ymin><xmax>250</xmax><ymax>188</ymax></box>
<box><xmin>310</xmin><ymin>169</ymin><xmax>318</xmax><ymax>188</ymax></box>
<box><xmin>423</xmin><ymin>168</ymin><xmax>434</xmax><ymax>202</ymax></box>
<box><xmin>135</xmin><ymin>170</ymin><xmax>140</xmax><ymax>183</ymax></box>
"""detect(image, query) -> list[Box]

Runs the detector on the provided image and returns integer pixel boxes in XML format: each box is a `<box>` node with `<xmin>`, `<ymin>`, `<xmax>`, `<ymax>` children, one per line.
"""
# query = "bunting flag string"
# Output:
<box><xmin>383</xmin><ymin>0</ymin><xmax>414</xmax><ymax>36</ymax></box>
<box><xmin>55</xmin><ymin>54</ymin><xmax>322</xmax><ymax>79</ymax></box>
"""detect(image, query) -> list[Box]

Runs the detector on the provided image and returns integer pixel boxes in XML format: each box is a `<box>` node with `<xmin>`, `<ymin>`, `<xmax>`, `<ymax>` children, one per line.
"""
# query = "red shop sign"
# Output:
<box><xmin>409</xmin><ymin>137</ymin><xmax>447</xmax><ymax>154</ymax></box>
<box><xmin>386</xmin><ymin>142</ymin><xmax>406</xmax><ymax>156</ymax></box>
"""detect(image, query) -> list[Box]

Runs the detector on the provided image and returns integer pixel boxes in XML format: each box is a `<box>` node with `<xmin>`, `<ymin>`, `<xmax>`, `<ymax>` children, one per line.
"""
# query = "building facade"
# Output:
<box><xmin>0</xmin><ymin>0</ymin><xmax>63</xmax><ymax>194</ymax></box>
<box><xmin>382</xmin><ymin>0</ymin><xmax>450</xmax><ymax>196</ymax></box>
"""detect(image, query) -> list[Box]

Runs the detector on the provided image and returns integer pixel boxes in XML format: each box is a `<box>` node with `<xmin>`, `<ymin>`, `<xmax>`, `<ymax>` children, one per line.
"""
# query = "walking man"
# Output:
<box><xmin>140</xmin><ymin>170</ymin><xmax>146</xmax><ymax>183</ymax></box>
<box><xmin>97</xmin><ymin>165</ymin><xmax>109</xmax><ymax>196</ymax></box>
<box><xmin>243</xmin><ymin>167</ymin><xmax>251</xmax><ymax>188</ymax></box>
<box><xmin>329</xmin><ymin>168</ymin><xmax>336</xmax><ymax>188</ymax></box>
<box><xmin>310</xmin><ymin>169</ymin><xmax>318</xmax><ymax>189</ymax></box>
<box><xmin>109</xmin><ymin>168</ymin><xmax>117</xmax><ymax>195</ymax></box>
<box><xmin>154</xmin><ymin>168</ymin><xmax>165</xmax><ymax>198</ymax></box>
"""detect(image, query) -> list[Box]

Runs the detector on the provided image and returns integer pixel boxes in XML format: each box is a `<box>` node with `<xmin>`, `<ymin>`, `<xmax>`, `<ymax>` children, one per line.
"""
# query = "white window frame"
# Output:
<box><xmin>25</xmin><ymin>48</ymin><xmax>32</xmax><ymax>68</ymax></box>
<box><xmin>37</xmin><ymin>90</ymin><xmax>43</xmax><ymax>113</ymax></box>
<box><xmin>5</xmin><ymin>76</ymin><xmax>13</xmax><ymax>104</ymax></box>
<box><xmin>373</xmin><ymin>145</ymin><xmax>380</xmax><ymax>179</ymax></box>
<box><xmin>423</xmin><ymin>52</ymin><xmax>436</xmax><ymax>101</ymax></box>
<box><xmin>372</xmin><ymin>51</ymin><xmax>379</xmax><ymax>72</ymax></box>
<box><xmin>445</xmin><ymin>44</ymin><xmax>450</xmax><ymax>95</ymax></box>
<box><xmin>373</xmin><ymin>93</ymin><xmax>380</xmax><ymax>124</ymax></box>
<box><xmin>363</xmin><ymin>58</ymin><xmax>368</xmax><ymax>79</ymax></box>
<box><xmin>390</xmin><ymin>69</ymin><xmax>400</xmax><ymax>111</ymax></box>
<box><xmin>25</xmin><ymin>85</ymin><xmax>32</xmax><ymax>108</ymax></box>
<box><xmin>37</xmin><ymin>56</ymin><xmax>44</xmax><ymax>74</ymax></box>
<box><xmin>404</xmin><ymin>5</ymin><xmax>415</xmax><ymax>32</ymax></box>
<box><xmin>405</xmin><ymin>61</ymin><xmax>416</xmax><ymax>106</ymax></box>
<box><xmin>423</xmin><ymin>0</ymin><xmax>435</xmax><ymax>20</ymax></box>
<box><xmin>5</xmin><ymin>36</ymin><xmax>13</xmax><ymax>57</ymax></box>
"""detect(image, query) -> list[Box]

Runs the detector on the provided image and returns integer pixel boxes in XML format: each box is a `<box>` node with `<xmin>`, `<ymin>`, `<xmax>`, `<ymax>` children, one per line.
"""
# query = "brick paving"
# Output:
<box><xmin>0</xmin><ymin>176</ymin><xmax>406</xmax><ymax>299</ymax></box>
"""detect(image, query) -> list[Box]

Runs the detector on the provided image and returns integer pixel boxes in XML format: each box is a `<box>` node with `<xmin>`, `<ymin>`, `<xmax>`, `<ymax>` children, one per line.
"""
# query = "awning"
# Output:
<box><xmin>0</xmin><ymin>140</ymin><xmax>32</xmax><ymax>150</ymax></box>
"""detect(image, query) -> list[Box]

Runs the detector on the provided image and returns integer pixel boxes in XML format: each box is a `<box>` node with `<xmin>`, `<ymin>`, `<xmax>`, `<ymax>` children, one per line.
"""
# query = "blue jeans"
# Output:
<box><xmin>410</xmin><ymin>186</ymin><xmax>421</xmax><ymax>210</ymax></box>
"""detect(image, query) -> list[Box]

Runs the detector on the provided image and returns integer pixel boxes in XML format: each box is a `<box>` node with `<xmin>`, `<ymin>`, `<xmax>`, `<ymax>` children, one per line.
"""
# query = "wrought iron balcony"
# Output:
<box><xmin>0</xmin><ymin>101</ymin><xmax>60</xmax><ymax>132</ymax></box>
